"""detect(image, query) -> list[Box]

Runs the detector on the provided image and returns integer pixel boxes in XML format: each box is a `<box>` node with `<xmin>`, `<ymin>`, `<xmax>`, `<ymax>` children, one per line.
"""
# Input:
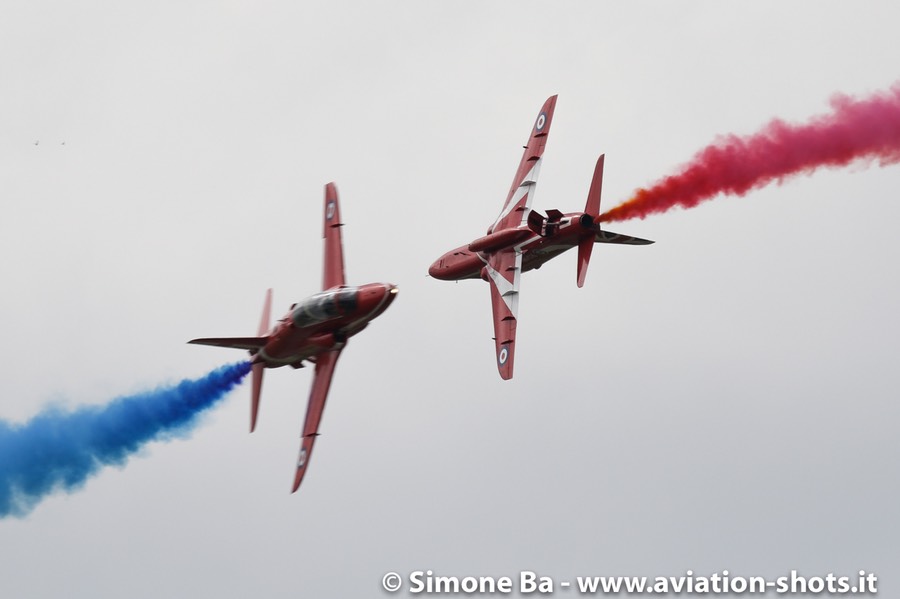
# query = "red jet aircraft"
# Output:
<box><xmin>428</xmin><ymin>96</ymin><xmax>653</xmax><ymax>380</ymax></box>
<box><xmin>190</xmin><ymin>183</ymin><xmax>398</xmax><ymax>492</ymax></box>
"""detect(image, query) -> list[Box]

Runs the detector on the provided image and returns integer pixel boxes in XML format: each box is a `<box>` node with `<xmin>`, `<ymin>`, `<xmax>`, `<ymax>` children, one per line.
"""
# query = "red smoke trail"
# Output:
<box><xmin>599</xmin><ymin>84</ymin><xmax>900</xmax><ymax>223</ymax></box>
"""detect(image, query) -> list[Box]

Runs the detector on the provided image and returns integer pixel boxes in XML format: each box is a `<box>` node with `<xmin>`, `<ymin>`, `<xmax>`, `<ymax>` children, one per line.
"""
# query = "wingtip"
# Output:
<box><xmin>497</xmin><ymin>348</ymin><xmax>515</xmax><ymax>380</ymax></box>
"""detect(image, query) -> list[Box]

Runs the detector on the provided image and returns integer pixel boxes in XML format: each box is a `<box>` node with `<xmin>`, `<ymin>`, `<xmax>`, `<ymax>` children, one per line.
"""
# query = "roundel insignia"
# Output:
<box><xmin>535</xmin><ymin>112</ymin><xmax>547</xmax><ymax>132</ymax></box>
<box><xmin>498</xmin><ymin>347</ymin><xmax>509</xmax><ymax>365</ymax></box>
<box><xmin>298</xmin><ymin>448</ymin><xmax>307</xmax><ymax>468</ymax></box>
<box><xmin>326</xmin><ymin>201</ymin><xmax>336</xmax><ymax>220</ymax></box>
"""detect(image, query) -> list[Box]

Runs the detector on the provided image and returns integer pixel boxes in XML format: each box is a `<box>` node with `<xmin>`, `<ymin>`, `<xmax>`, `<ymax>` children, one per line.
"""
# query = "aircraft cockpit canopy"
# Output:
<box><xmin>291</xmin><ymin>287</ymin><xmax>359</xmax><ymax>328</ymax></box>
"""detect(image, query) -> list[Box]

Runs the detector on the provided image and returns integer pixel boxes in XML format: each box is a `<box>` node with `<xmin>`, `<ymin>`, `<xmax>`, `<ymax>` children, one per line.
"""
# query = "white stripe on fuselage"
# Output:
<box><xmin>478</xmin><ymin>236</ymin><xmax>532</xmax><ymax>317</ymax></box>
<box><xmin>479</xmin><ymin>213</ymin><xmax>583</xmax><ymax>315</ymax></box>
<box><xmin>491</xmin><ymin>160</ymin><xmax>541</xmax><ymax>231</ymax></box>
<box><xmin>481</xmin><ymin>255</ymin><xmax>520</xmax><ymax>317</ymax></box>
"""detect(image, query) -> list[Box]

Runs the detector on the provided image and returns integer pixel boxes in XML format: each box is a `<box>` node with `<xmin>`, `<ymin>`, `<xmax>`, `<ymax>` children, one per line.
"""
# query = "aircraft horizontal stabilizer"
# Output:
<box><xmin>595</xmin><ymin>230</ymin><xmax>654</xmax><ymax>245</ymax></box>
<box><xmin>188</xmin><ymin>336</ymin><xmax>269</xmax><ymax>350</ymax></box>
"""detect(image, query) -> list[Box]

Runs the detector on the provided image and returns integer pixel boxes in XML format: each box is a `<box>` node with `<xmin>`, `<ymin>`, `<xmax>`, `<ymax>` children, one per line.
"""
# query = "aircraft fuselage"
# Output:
<box><xmin>429</xmin><ymin>211</ymin><xmax>595</xmax><ymax>282</ymax></box>
<box><xmin>255</xmin><ymin>282</ymin><xmax>397</xmax><ymax>367</ymax></box>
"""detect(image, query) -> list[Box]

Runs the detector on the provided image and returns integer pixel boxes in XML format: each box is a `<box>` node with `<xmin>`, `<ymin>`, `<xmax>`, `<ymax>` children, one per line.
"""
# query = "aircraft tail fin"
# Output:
<box><xmin>576</xmin><ymin>236</ymin><xmax>594</xmax><ymax>288</ymax></box>
<box><xmin>584</xmin><ymin>154</ymin><xmax>605</xmax><ymax>217</ymax></box>
<box><xmin>187</xmin><ymin>290</ymin><xmax>273</xmax><ymax>431</ymax></box>
<box><xmin>250</xmin><ymin>289</ymin><xmax>272</xmax><ymax>432</ymax></box>
<box><xmin>576</xmin><ymin>154</ymin><xmax>606</xmax><ymax>287</ymax></box>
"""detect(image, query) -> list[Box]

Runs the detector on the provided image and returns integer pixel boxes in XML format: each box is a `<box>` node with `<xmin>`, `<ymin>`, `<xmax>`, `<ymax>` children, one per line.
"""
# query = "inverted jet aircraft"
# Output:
<box><xmin>190</xmin><ymin>183</ymin><xmax>398</xmax><ymax>492</ymax></box>
<box><xmin>428</xmin><ymin>96</ymin><xmax>652</xmax><ymax>380</ymax></box>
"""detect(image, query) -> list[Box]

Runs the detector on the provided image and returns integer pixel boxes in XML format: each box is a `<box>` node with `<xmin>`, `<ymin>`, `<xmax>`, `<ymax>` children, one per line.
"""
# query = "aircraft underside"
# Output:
<box><xmin>428</xmin><ymin>95</ymin><xmax>653</xmax><ymax>379</ymax></box>
<box><xmin>521</xmin><ymin>242</ymin><xmax>575</xmax><ymax>272</ymax></box>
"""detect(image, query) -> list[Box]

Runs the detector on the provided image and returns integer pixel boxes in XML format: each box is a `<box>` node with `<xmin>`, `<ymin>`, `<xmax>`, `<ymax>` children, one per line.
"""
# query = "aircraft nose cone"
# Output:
<box><xmin>428</xmin><ymin>260</ymin><xmax>444</xmax><ymax>278</ymax></box>
<box><xmin>384</xmin><ymin>284</ymin><xmax>399</xmax><ymax>305</ymax></box>
<box><xmin>376</xmin><ymin>283</ymin><xmax>398</xmax><ymax>315</ymax></box>
<box><xmin>356</xmin><ymin>283</ymin><xmax>398</xmax><ymax>319</ymax></box>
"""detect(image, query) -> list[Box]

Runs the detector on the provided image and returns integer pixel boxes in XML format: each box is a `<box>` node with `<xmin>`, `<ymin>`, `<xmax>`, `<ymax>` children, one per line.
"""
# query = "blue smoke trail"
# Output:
<box><xmin>0</xmin><ymin>361</ymin><xmax>251</xmax><ymax>518</ymax></box>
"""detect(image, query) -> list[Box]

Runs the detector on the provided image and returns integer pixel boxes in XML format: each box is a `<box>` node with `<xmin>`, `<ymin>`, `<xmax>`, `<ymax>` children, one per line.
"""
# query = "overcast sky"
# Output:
<box><xmin>1</xmin><ymin>2</ymin><xmax>898</xmax><ymax>597</ymax></box>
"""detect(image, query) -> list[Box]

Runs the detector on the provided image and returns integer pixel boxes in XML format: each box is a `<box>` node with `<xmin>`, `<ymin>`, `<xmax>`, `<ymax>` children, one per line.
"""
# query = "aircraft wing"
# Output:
<box><xmin>322</xmin><ymin>182</ymin><xmax>345</xmax><ymax>290</ymax></box>
<box><xmin>292</xmin><ymin>348</ymin><xmax>342</xmax><ymax>493</ymax></box>
<box><xmin>484</xmin><ymin>248</ymin><xmax>521</xmax><ymax>380</ymax></box>
<box><xmin>491</xmin><ymin>95</ymin><xmax>558</xmax><ymax>233</ymax></box>
<box><xmin>595</xmin><ymin>229</ymin><xmax>655</xmax><ymax>245</ymax></box>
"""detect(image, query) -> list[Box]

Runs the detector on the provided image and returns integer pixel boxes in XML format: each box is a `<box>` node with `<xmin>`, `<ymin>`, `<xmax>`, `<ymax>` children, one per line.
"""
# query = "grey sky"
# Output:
<box><xmin>1</xmin><ymin>2</ymin><xmax>898</xmax><ymax>597</ymax></box>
